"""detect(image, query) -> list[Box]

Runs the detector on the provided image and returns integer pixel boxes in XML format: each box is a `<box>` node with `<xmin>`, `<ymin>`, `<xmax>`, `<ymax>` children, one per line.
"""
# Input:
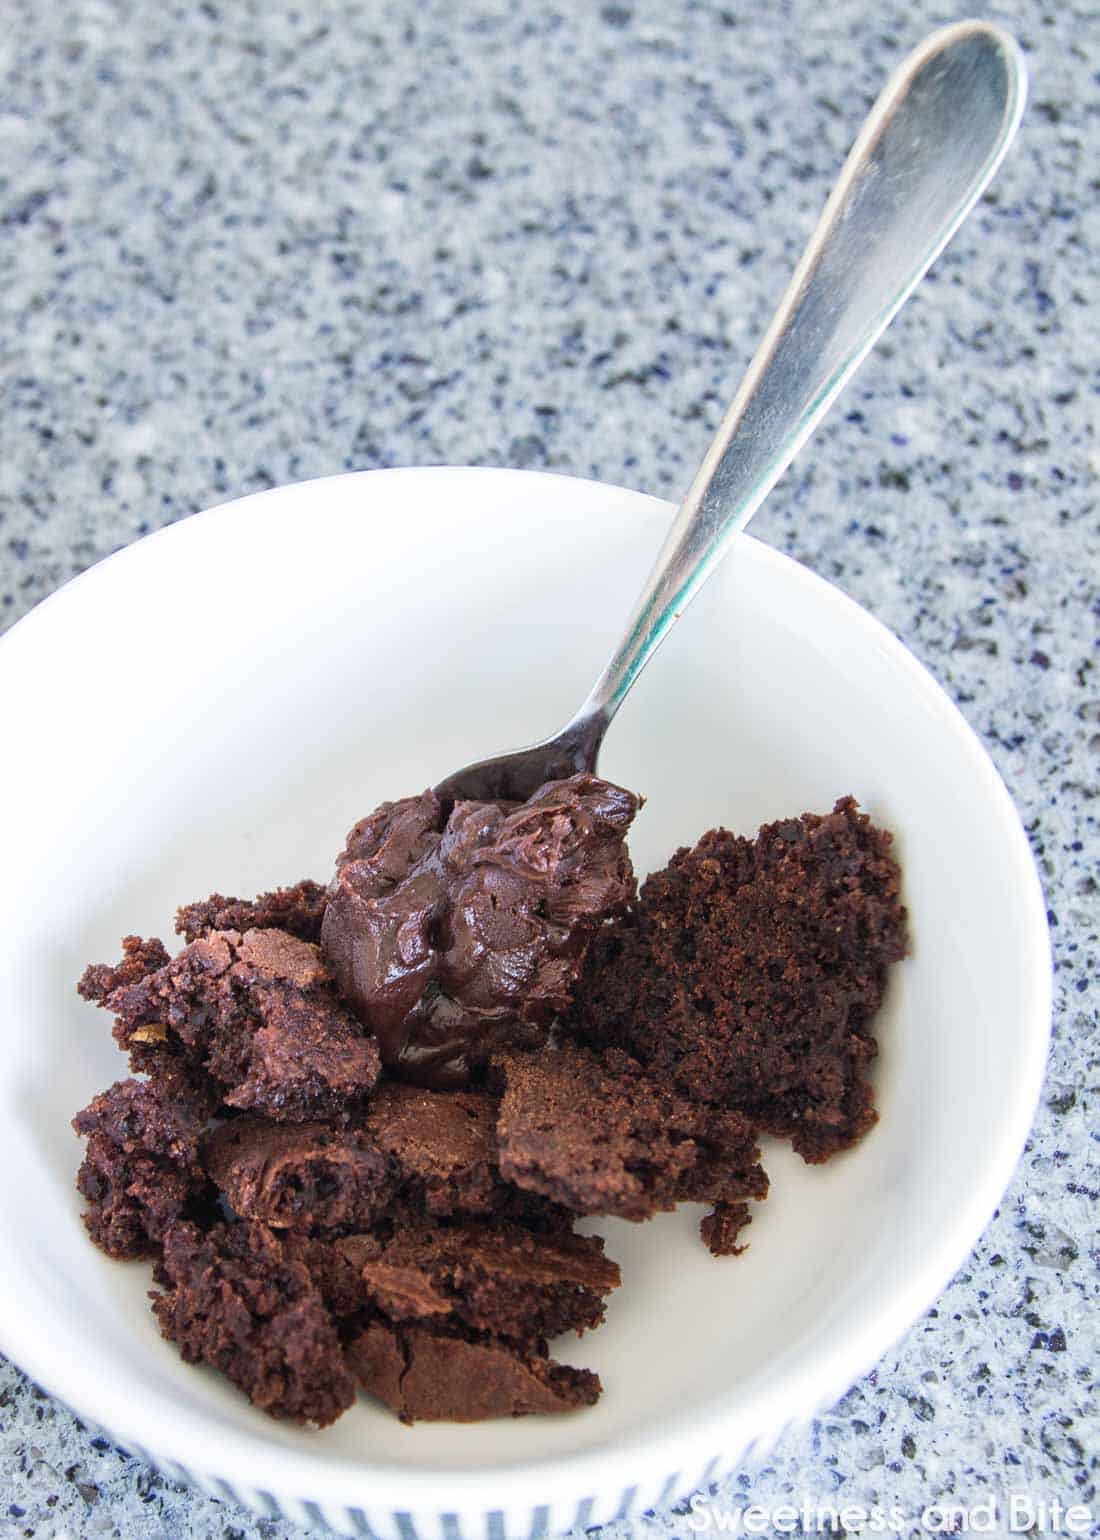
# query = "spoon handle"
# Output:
<box><xmin>576</xmin><ymin>20</ymin><xmax>1026</xmax><ymax>734</ymax></box>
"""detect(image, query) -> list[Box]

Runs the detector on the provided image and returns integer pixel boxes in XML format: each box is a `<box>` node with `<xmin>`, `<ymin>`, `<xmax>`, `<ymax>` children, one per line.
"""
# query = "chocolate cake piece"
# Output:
<box><xmin>176</xmin><ymin>880</ymin><xmax>327</xmax><ymax>945</ymax></box>
<box><xmin>204</xmin><ymin>1117</ymin><xmax>396</xmax><ymax>1232</ymax></box>
<box><xmin>151</xmin><ymin>1220</ymin><xmax>355</xmax><ymax>1426</ymax></box>
<box><xmin>347</xmin><ymin>1320</ymin><xmax>601</xmax><ymax>1423</ymax></box>
<box><xmin>362</xmin><ymin>1081</ymin><xmax>499</xmax><ymax>1214</ymax></box>
<box><xmin>74</xmin><ymin>1071</ymin><xmax>216</xmax><ymax>1170</ymax></box>
<box><xmin>76</xmin><ymin>1134</ymin><xmax>198</xmax><ymax>1260</ymax></box>
<box><xmin>91</xmin><ymin>927</ymin><xmax>381</xmax><ymax>1121</ymax></box>
<box><xmin>323</xmin><ymin>1219</ymin><xmax>620</xmax><ymax>1342</ymax></box>
<box><xmin>222</xmin><ymin>930</ymin><xmax>382</xmax><ymax>1118</ymax></box>
<box><xmin>362</xmin><ymin>1080</ymin><xmax>521</xmax><ymax>1219</ymax></box>
<box><xmin>72</xmin><ymin>1075</ymin><xmax>217</xmax><ymax>1259</ymax></box>
<box><xmin>282</xmin><ymin>1231</ymin><xmax>376</xmax><ymax>1318</ymax></box>
<box><xmin>568</xmin><ymin>797</ymin><xmax>908</xmax><ymax>1162</ymax></box>
<box><xmin>494</xmin><ymin>1044</ymin><xmax>768</xmax><ymax>1227</ymax></box>
<box><xmin>321</xmin><ymin>773</ymin><xmax>640</xmax><ymax>1088</ymax></box>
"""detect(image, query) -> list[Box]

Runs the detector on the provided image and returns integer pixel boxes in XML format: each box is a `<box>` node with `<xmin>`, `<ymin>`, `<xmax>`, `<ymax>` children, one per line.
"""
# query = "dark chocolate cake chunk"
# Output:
<box><xmin>324</xmin><ymin>1218</ymin><xmax>620</xmax><ymax>1343</ymax></box>
<box><xmin>72</xmin><ymin>1075</ymin><xmax>216</xmax><ymax>1259</ymax></box>
<box><xmin>74</xmin><ymin>1072</ymin><xmax>214</xmax><ymax>1172</ymax></box>
<box><xmin>222</xmin><ymin>930</ymin><xmax>382</xmax><ymax>1118</ymax></box>
<box><xmin>568</xmin><ymin>798</ymin><xmax>908</xmax><ymax>1162</ymax></box>
<box><xmin>204</xmin><ymin>1117</ymin><xmax>395</xmax><ymax>1232</ymax></box>
<box><xmin>176</xmin><ymin>880</ymin><xmax>327</xmax><ymax>945</ymax></box>
<box><xmin>362</xmin><ymin>1081</ymin><xmax>514</xmax><ymax>1218</ymax></box>
<box><xmin>346</xmin><ymin>1320</ymin><xmax>601</xmax><ymax>1423</ymax></box>
<box><xmin>282</xmin><ymin>1231</ymin><xmax>380</xmax><ymax>1318</ymax></box>
<box><xmin>321</xmin><ymin>774</ymin><xmax>639</xmax><ymax>1088</ymax></box>
<box><xmin>151</xmin><ymin>1220</ymin><xmax>355</xmax><ymax>1426</ymax></box>
<box><xmin>494</xmin><ymin>1043</ymin><xmax>768</xmax><ymax>1225</ymax></box>
<box><xmin>76</xmin><ymin>1134</ymin><xmax>199</xmax><ymax>1260</ymax></box>
<box><xmin>88</xmin><ymin>927</ymin><xmax>381</xmax><ymax>1121</ymax></box>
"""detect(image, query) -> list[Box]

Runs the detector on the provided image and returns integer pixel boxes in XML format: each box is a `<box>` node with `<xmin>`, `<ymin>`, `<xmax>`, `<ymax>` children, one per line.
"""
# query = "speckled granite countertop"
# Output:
<box><xmin>1</xmin><ymin>0</ymin><xmax>1096</xmax><ymax>1536</ymax></box>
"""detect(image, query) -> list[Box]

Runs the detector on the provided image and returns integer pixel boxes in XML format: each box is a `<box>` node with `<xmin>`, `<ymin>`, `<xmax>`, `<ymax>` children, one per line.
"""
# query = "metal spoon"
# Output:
<box><xmin>435</xmin><ymin>20</ymin><xmax>1027</xmax><ymax>808</ymax></box>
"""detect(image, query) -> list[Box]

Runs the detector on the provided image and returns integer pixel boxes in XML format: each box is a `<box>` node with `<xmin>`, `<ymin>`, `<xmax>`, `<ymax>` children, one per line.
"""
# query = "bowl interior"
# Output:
<box><xmin>0</xmin><ymin>468</ymin><xmax>1049</xmax><ymax>1516</ymax></box>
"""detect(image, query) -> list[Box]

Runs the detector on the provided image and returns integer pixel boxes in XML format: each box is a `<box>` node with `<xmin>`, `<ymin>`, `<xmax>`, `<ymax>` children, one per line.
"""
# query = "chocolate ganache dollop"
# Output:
<box><xmin>320</xmin><ymin>773</ymin><xmax>640</xmax><ymax>1087</ymax></box>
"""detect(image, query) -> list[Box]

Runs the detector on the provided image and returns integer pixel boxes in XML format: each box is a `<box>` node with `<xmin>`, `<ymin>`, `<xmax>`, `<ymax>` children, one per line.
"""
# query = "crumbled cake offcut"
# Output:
<box><xmin>346</xmin><ymin>1320</ymin><xmax>601</xmax><ymax>1423</ymax></box>
<box><xmin>567</xmin><ymin>797</ymin><xmax>907</xmax><ymax>1162</ymax></box>
<box><xmin>494</xmin><ymin>1042</ymin><xmax>768</xmax><ymax>1247</ymax></box>
<box><xmin>83</xmin><ymin>926</ymin><xmax>381</xmax><ymax>1122</ymax></box>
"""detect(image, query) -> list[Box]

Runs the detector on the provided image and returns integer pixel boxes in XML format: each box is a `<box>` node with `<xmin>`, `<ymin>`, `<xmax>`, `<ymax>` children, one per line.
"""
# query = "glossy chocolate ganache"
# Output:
<box><xmin>320</xmin><ymin>773</ymin><xmax>640</xmax><ymax>1086</ymax></box>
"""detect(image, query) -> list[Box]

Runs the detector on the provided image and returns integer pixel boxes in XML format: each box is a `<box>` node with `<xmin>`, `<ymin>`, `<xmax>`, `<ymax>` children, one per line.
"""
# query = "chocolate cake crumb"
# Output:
<box><xmin>495</xmin><ymin>1043</ymin><xmax>767</xmax><ymax>1222</ymax></box>
<box><xmin>152</xmin><ymin>1220</ymin><xmax>355</xmax><ymax>1426</ymax></box>
<box><xmin>176</xmin><ymin>879</ymin><xmax>327</xmax><ymax>945</ymax></box>
<box><xmin>700</xmin><ymin>1200</ymin><xmax>754</xmax><ymax>1257</ymax></box>
<box><xmin>78</xmin><ymin>935</ymin><xmax>171</xmax><ymax>1006</ymax></box>
<box><xmin>568</xmin><ymin>797</ymin><xmax>907</xmax><ymax>1162</ymax></box>
<box><xmin>89</xmin><ymin>927</ymin><xmax>381</xmax><ymax>1121</ymax></box>
<box><xmin>359</xmin><ymin>1081</ymin><xmax>572</xmax><ymax>1232</ymax></box>
<box><xmin>346</xmin><ymin>1320</ymin><xmax>601</xmax><ymax>1423</ymax></box>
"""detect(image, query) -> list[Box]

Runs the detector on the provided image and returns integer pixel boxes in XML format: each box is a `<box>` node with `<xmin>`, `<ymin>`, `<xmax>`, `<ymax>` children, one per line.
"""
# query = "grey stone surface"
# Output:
<box><xmin>1</xmin><ymin>0</ymin><xmax>1096</xmax><ymax>1536</ymax></box>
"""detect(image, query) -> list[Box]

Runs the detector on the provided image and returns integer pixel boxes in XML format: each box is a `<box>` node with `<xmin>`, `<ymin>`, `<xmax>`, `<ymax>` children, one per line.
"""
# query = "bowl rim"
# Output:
<box><xmin>0</xmin><ymin>465</ymin><xmax>1052</xmax><ymax>1526</ymax></box>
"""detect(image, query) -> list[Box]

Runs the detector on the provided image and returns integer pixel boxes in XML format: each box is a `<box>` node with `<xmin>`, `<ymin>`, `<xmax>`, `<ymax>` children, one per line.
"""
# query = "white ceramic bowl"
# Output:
<box><xmin>0</xmin><ymin>468</ymin><xmax>1050</xmax><ymax>1539</ymax></box>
